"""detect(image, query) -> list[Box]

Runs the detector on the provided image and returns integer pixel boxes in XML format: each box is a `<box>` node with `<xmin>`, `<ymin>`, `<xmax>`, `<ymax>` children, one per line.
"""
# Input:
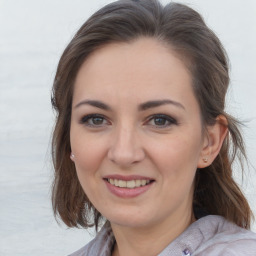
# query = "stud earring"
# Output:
<box><xmin>70</xmin><ymin>153</ymin><xmax>75</xmax><ymax>159</ymax></box>
<box><xmin>203</xmin><ymin>157</ymin><xmax>208</xmax><ymax>163</ymax></box>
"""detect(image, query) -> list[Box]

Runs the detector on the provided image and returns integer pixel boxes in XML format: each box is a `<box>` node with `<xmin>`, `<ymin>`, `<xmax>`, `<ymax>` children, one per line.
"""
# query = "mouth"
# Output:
<box><xmin>105</xmin><ymin>178</ymin><xmax>154</xmax><ymax>188</ymax></box>
<box><xmin>103</xmin><ymin>175</ymin><xmax>155</xmax><ymax>198</ymax></box>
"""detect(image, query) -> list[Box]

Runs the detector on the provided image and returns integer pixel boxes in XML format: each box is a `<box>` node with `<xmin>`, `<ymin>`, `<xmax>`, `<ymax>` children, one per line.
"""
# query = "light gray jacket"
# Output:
<box><xmin>69</xmin><ymin>215</ymin><xmax>256</xmax><ymax>255</ymax></box>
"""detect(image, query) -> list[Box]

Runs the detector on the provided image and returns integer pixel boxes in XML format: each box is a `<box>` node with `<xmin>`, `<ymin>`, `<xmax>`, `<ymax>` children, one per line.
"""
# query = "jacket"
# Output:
<box><xmin>69</xmin><ymin>215</ymin><xmax>256</xmax><ymax>255</ymax></box>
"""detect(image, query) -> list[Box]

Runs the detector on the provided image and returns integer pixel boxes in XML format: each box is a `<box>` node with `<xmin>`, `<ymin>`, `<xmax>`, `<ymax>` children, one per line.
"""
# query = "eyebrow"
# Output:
<box><xmin>138</xmin><ymin>99</ymin><xmax>185</xmax><ymax>111</ymax></box>
<box><xmin>74</xmin><ymin>100</ymin><xmax>111</xmax><ymax>110</ymax></box>
<box><xmin>74</xmin><ymin>99</ymin><xmax>185</xmax><ymax>111</ymax></box>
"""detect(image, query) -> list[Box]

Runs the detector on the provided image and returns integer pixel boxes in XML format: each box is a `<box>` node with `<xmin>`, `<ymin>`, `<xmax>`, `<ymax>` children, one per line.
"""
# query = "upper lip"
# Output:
<box><xmin>103</xmin><ymin>174</ymin><xmax>155</xmax><ymax>181</ymax></box>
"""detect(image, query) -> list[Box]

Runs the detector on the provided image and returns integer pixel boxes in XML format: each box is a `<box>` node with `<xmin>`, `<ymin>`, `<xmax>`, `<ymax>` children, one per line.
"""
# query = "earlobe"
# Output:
<box><xmin>70</xmin><ymin>152</ymin><xmax>75</xmax><ymax>161</ymax></box>
<box><xmin>197</xmin><ymin>115</ymin><xmax>228</xmax><ymax>168</ymax></box>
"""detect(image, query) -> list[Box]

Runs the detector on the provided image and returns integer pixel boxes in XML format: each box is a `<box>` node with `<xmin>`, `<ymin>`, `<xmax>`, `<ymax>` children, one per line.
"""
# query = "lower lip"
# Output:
<box><xmin>104</xmin><ymin>180</ymin><xmax>154</xmax><ymax>198</ymax></box>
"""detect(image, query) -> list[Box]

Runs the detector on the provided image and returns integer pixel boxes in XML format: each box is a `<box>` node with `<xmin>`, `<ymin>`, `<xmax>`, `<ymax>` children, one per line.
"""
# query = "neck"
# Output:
<box><xmin>111</xmin><ymin>210</ymin><xmax>195</xmax><ymax>256</ymax></box>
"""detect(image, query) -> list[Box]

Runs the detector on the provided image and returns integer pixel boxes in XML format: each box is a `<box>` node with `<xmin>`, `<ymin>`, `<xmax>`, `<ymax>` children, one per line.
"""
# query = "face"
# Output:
<box><xmin>70</xmin><ymin>38</ymin><xmax>207</xmax><ymax>229</ymax></box>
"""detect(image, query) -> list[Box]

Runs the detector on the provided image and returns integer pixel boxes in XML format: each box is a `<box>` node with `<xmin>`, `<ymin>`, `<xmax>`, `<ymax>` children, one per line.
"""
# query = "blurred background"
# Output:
<box><xmin>0</xmin><ymin>0</ymin><xmax>255</xmax><ymax>255</ymax></box>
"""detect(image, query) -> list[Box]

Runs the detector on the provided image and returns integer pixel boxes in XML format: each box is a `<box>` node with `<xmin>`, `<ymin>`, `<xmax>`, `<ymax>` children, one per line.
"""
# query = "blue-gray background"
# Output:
<box><xmin>0</xmin><ymin>0</ymin><xmax>255</xmax><ymax>255</ymax></box>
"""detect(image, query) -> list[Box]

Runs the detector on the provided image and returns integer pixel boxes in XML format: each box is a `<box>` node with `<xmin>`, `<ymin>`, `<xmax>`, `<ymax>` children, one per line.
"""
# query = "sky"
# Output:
<box><xmin>0</xmin><ymin>0</ymin><xmax>255</xmax><ymax>255</ymax></box>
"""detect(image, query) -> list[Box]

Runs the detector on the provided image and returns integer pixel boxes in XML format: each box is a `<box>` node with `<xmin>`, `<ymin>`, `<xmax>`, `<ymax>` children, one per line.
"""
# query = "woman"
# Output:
<box><xmin>51</xmin><ymin>0</ymin><xmax>256</xmax><ymax>255</ymax></box>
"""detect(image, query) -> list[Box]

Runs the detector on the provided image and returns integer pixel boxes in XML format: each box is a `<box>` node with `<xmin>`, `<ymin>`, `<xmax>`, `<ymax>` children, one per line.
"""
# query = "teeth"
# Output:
<box><xmin>135</xmin><ymin>180</ymin><xmax>141</xmax><ymax>187</ymax></box>
<box><xmin>127</xmin><ymin>180</ymin><xmax>135</xmax><ymax>188</ymax></box>
<box><xmin>108</xmin><ymin>179</ymin><xmax>151</xmax><ymax>188</ymax></box>
<box><xmin>119</xmin><ymin>180</ymin><xmax>127</xmax><ymax>188</ymax></box>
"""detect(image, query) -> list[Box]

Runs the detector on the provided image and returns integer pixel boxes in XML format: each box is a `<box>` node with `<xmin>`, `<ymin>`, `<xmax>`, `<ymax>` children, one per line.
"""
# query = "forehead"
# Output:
<box><xmin>73</xmin><ymin>37</ymin><xmax>196</xmax><ymax>108</ymax></box>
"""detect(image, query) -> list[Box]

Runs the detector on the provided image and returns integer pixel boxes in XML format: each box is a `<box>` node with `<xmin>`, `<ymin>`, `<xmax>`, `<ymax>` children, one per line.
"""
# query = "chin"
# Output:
<box><xmin>104</xmin><ymin>208</ymin><xmax>155</xmax><ymax>229</ymax></box>
<box><xmin>110</xmin><ymin>218</ymin><xmax>151</xmax><ymax>229</ymax></box>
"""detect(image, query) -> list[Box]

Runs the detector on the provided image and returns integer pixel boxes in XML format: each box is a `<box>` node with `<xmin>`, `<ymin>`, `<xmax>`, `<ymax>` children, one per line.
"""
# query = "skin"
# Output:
<box><xmin>70</xmin><ymin>38</ymin><xmax>227</xmax><ymax>256</ymax></box>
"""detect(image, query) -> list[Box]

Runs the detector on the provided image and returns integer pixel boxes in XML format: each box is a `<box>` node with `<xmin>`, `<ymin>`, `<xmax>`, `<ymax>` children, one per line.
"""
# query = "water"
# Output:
<box><xmin>0</xmin><ymin>0</ymin><xmax>255</xmax><ymax>255</ymax></box>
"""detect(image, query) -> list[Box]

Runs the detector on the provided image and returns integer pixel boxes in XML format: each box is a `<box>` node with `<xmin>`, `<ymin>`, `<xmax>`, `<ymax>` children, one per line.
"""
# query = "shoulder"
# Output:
<box><xmin>193</xmin><ymin>215</ymin><xmax>256</xmax><ymax>256</ymax></box>
<box><xmin>68</xmin><ymin>223</ymin><xmax>115</xmax><ymax>256</ymax></box>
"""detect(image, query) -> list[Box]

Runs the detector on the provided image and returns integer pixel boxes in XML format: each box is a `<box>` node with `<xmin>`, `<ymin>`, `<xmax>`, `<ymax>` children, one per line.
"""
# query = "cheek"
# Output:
<box><xmin>71</xmin><ymin>137</ymin><xmax>105</xmax><ymax>204</ymax></box>
<box><xmin>155</xmin><ymin>136</ymin><xmax>200</xmax><ymax>197</ymax></box>
<box><xmin>148</xmin><ymin>133</ymin><xmax>202</xmax><ymax>181</ymax></box>
<box><xmin>70</xmin><ymin>130</ymin><xmax>107</xmax><ymax>180</ymax></box>
<box><xmin>152</xmin><ymin>134</ymin><xmax>201</xmax><ymax>164</ymax></box>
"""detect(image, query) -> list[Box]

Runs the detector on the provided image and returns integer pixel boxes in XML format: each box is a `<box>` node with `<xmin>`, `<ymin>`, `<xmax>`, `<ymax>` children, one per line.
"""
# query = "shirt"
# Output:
<box><xmin>69</xmin><ymin>215</ymin><xmax>256</xmax><ymax>256</ymax></box>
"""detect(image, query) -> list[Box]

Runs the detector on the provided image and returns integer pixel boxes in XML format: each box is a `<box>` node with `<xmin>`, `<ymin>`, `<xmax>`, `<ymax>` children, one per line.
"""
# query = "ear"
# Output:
<box><xmin>197</xmin><ymin>115</ymin><xmax>228</xmax><ymax>168</ymax></box>
<box><xmin>70</xmin><ymin>152</ymin><xmax>75</xmax><ymax>162</ymax></box>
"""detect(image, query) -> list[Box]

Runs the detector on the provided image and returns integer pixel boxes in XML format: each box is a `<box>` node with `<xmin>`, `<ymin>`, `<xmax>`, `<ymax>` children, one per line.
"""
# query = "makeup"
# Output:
<box><xmin>103</xmin><ymin>175</ymin><xmax>155</xmax><ymax>198</ymax></box>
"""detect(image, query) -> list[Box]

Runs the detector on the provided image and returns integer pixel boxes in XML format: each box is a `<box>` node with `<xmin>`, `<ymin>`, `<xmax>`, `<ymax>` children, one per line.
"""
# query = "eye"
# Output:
<box><xmin>80</xmin><ymin>114</ymin><xmax>110</xmax><ymax>127</ymax></box>
<box><xmin>146</xmin><ymin>114</ymin><xmax>177</xmax><ymax>128</ymax></box>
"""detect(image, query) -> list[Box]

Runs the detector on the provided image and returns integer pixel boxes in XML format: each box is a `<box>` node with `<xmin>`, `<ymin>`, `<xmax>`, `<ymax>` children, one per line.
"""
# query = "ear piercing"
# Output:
<box><xmin>203</xmin><ymin>157</ymin><xmax>208</xmax><ymax>163</ymax></box>
<box><xmin>70</xmin><ymin>153</ymin><xmax>75</xmax><ymax>159</ymax></box>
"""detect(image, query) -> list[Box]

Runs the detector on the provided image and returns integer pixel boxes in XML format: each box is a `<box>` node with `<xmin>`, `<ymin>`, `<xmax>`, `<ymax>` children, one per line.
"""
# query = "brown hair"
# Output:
<box><xmin>51</xmin><ymin>0</ymin><xmax>253</xmax><ymax>229</ymax></box>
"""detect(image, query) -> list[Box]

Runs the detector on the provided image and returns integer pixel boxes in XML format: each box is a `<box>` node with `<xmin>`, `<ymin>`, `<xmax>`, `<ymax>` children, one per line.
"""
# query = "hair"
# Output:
<box><xmin>51</xmin><ymin>0</ymin><xmax>253</xmax><ymax>230</ymax></box>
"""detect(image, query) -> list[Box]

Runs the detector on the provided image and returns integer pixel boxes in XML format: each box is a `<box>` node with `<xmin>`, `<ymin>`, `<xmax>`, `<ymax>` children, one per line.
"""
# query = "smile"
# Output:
<box><xmin>103</xmin><ymin>175</ymin><xmax>155</xmax><ymax>198</ymax></box>
<box><xmin>107</xmin><ymin>178</ymin><xmax>151</xmax><ymax>188</ymax></box>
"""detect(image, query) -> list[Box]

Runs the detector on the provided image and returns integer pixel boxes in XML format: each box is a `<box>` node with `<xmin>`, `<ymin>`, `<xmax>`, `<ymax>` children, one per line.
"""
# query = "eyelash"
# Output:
<box><xmin>80</xmin><ymin>114</ymin><xmax>109</xmax><ymax>127</ymax></box>
<box><xmin>80</xmin><ymin>114</ymin><xmax>178</xmax><ymax>128</ymax></box>
<box><xmin>146</xmin><ymin>114</ymin><xmax>178</xmax><ymax>128</ymax></box>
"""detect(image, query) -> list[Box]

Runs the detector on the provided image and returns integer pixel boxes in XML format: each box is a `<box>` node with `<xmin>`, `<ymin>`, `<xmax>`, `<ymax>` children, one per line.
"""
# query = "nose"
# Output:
<box><xmin>107</xmin><ymin>125</ymin><xmax>145</xmax><ymax>167</ymax></box>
